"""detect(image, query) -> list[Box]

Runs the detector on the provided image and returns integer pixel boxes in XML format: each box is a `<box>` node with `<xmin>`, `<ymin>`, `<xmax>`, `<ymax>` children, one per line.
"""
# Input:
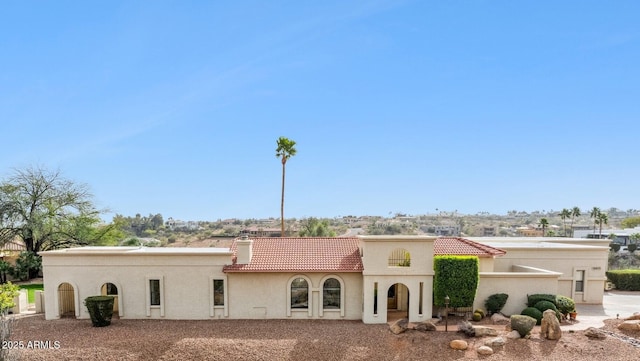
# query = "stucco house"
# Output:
<box><xmin>40</xmin><ymin>235</ymin><xmax>608</xmax><ymax>323</ymax></box>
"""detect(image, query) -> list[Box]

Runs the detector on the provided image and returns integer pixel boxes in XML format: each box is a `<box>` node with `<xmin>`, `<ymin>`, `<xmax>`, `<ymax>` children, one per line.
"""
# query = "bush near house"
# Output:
<box><xmin>555</xmin><ymin>295</ymin><xmax>576</xmax><ymax>314</ymax></box>
<box><xmin>433</xmin><ymin>255</ymin><xmax>479</xmax><ymax>308</ymax></box>
<box><xmin>606</xmin><ymin>269</ymin><xmax>640</xmax><ymax>291</ymax></box>
<box><xmin>520</xmin><ymin>307</ymin><xmax>543</xmax><ymax>325</ymax></box>
<box><xmin>526</xmin><ymin>294</ymin><xmax>556</xmax><ymax>307</ymax></box>
<box><xmin>610</xmin><ymin>243</ymin><xmax>621</xmax><ymax>252</ymax></box>
<box><xmin>484</xmin><ymin>293</ymin><xmax>508</xmax><ymax>315</ymax></box>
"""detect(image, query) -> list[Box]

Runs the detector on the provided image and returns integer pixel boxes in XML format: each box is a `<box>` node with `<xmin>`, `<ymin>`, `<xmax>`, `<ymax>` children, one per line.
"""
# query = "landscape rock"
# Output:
<box><xmin>506</xmin><ymin>330</ymin><xmax>522</xmax><ymax>339</ymax></box>
<box><xmin>510</xmin><ymin>315</ymin><xmax>537</xmax><ymax>338</ymax></box>
<box><xmin>540</xmin><ymin>309</ymin><xmax>562</xmax><ymax>340</ymax></box>
<box><xmin>618</xmin><ymin>320</ymin><xmax>640</xmax><ymax>331</ymax></box>
<box><xmin>473</xmin><ymin>326</ymin><xmax>498</xmax><ymax>337</ymax></box>
<box><xmin>484</xmin><ymin>337</ymin><xmax>506</xmax><ymax>348</ymax></box>
<box><xmin>477</xmin><ymin>345</ymin><xmax>494</xmax><ymax>355</ymax></box>
<box><xmin>413</xmin><ymin>321</ymin><xmax>437</xmax><ymax>332</ymax></box>
<box><xmin>389</xmin><ymin>318</ymin><xmax>409</xmax><ymax>335</ymax></box>
<box><xmin>491</xmin><ymin>313</ymin><xmax>510</xmax><ymax>325</ymax></box>
<box><xmin>625</xmin><ymin>312</ymin><xmax>640</xmax><ymax>321</ymax></box>
<box><xmin>457</xmin><ymin>321</ymin><xmax>475</xmax><ymax>337</ymax></box>
<box><xmin>449</xmin><ymin>339</ymin><xmax>468</xmax><ymax>350</ymax></box>
<box><xmin>584</xmin><ymin>327</ymin><xmax>607</xmax><ymax>339</ymax></box>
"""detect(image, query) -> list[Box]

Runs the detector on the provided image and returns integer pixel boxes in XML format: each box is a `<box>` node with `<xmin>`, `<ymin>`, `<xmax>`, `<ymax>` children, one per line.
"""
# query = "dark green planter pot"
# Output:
<box><xmin>84</xmin><ymin>296</ymin><xmax>115</xmax><ymax>327</ymax></box>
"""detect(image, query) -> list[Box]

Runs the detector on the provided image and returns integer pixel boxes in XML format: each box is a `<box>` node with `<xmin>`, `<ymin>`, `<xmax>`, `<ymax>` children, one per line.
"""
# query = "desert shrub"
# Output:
<box><xmin>472</xmin><ymin>312</ymin><xmax>482</xmax><ymax>322</ymax></box>
<box><xmin>521</xmin><ymin>307</ymin><xmax>543</xmax><ymax>325</ymax></box>
<box><xmin>84</xmin><ymin>296</ymin><xmax>115</xmax><ymax>327</ymax></box>
<box><xmin>526</xmin><ymin>294</ymin><xmax>555</xmax><ymax>307</ymax></box>
<box><xmin>555</xmin><ymin>295</ymin><xmax>576</xmax><ymax>314</ymax></box>
<box><xmin>534</xmin><ymin>300</ymin><xmax>557</xmax><ymax>313</ymax></box>
<box><xmin>610</xmin><ymin>243</ymin><xmax>621</xmax><ymax>252</ymax></box>
<box><xmin>628</xmin><ymin>244</ymin><xmax>638</xmax><ymax>253</ymax></box>
<box><xmin>474</xmin><ymin>309</ymin><xmax>485</xmax><ymax>318</ymax></box>
<box><xmin>484</xmin><ymin>293</ymin><xmax>508</xmax><ymax>314</ymax></box>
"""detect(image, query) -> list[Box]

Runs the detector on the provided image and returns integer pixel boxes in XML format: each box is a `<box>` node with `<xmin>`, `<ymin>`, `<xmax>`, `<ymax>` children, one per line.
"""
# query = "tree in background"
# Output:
<box><xmin>621</xmin><ymin>216</ymin><xmax>640</xmax><ymax>229</ymax></box>
<box><xmin>0</xmin><ymin>166</ymin><xmax>116</xmax><ymax>279</ymax></box>
<box><xmin>597</xmin><ymin>212</ymin><xmax>609</xmax><ymax>237</ymax></box>
<box><xmin>559</xmin><ymin>208</ymin><xmax>571</xmax><ymax>236</ymax></box>
<box><xmin>590</xmin><ymin>207</ymin><xmax>601</xmax><ymax>234</ymax></box>
<box><xmin>539</xmin><ymin>218</ymin><xmax>549</xmax><ymax>237</ymax></box>
<box><xmin>298</xmin><ymin>217</ymin><xmax>336</xmax><ymax>237</ymax></box>
<box><xmin>275</xmin><ymin>137</ymin><xmax>297</xmax><ymax>237</ymax></box>
<box><xmin>570</xmin><ymin>206</ymin><xmax>581</xmax><ymax>237</ymax></box>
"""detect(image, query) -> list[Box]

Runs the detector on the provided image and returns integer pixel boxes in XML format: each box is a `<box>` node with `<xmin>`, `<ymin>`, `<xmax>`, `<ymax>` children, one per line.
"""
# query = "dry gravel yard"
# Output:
<box><xmin>8</xmin><ymin>315</ymin><xmax>640</xmax><ymax>360</ymax></box>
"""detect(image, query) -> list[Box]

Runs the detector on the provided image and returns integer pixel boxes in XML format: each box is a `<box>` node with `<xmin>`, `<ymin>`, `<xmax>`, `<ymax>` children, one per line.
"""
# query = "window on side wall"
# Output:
<box><xmin>575</xmin><ymin>270</ymin><xmax>585</xmax><ymax>292</ymax></box>
<box><xmin>149</xmin><ymin>279</ymin><xmax>161</xmax><ymax>306</ymax></box>
<box><xmin>323</xmin><ymin>278</ymin><xmax>341</xmax><ymax>309</ymax></box>
<box><xmin>291</xmin><ymin>278</ymin><xmax>308</xmax><ymax>309</ymax></box>
<box><xmin>213</xmin><ymin>279</ymin><xmax>224</xmax><ymax>306</ymax></box>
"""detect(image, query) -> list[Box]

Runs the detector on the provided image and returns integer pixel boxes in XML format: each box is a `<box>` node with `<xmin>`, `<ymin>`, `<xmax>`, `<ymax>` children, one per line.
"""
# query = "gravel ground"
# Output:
<box><xmin>7</xmin><ymin>315</ymin><xmax>640</xmax><ymax>360</ymax></box>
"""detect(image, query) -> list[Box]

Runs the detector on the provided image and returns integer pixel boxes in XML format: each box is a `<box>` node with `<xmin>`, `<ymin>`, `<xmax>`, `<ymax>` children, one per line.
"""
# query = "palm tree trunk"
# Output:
<box><xmin>281</xmin><ymin>159</ymin><xmax>286</xmax><ymax>237</ymax></box>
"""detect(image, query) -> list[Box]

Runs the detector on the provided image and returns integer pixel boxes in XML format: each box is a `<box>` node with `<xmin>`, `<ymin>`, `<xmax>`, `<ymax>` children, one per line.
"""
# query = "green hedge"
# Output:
<box><xmin>521</xmin><ymin>307</ymin><xmax>543</xmax><ymax>325</ymax></box>
<box><xmin>433</xmin><ymin>255</ymin><xmax>479</xmax><ymax>308</ymax></box>
<box><xmin>484</xmin><ymin>293</ymin><xmax>508</xmax><ymax>314</ymax></box>
<box><xmin>527</xmin><ymin>294</ymin><xmax>556</xmax><ymax>307</ymax></box>
<box><xmin>606</xmin><ymin>269</ymin><xmax>640</xmax><ymax>291</ymax></box>
<box><xmin>84</xmin><ymin>296</ymin><xmax>115</xmax><ymax>327</ymax></box>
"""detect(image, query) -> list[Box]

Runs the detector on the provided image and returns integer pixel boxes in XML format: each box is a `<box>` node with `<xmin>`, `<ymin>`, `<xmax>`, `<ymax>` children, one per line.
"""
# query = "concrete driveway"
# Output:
<box><xmin>567</xmin><ymin>290</ymin><xmax>640</xmax><ymax>330</ymax></box>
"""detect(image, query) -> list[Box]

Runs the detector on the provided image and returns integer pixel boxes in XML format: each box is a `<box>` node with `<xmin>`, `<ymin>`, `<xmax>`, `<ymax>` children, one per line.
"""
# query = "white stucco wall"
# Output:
<box><xmin>359</xmin><ymin>236</ymin><xmax>435</xmax><ymax>323</ymax></box>
<box><xmin>41</xmin><ymin>247</ymin><xmax>232</xmax><ymax>320</ymax></box>
<box><xmin>226</xmin><ymin>272</ymin><xmax>362</xmax><ymax>320</ymax></box>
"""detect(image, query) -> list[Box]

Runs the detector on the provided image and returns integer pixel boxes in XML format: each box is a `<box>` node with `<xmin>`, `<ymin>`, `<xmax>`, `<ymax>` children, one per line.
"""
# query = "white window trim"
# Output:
<box><xmin>319</xmin><ymin>275</ymin><xmax>345</xmax><ymax>317</ymax></box>
<box><xmin>287</xmin><ymin>275</ymin><xmax>313</xmax><ymax>317</ymax></box>
<box><xmin>209</xmin><ymin>276</ymin><xmax>228</xmax><ymax>317</ymax></box>
<box><xmin>145</xmin><ymin>276</ymin><xmax>165</xmax><ymax>317</ymax></box>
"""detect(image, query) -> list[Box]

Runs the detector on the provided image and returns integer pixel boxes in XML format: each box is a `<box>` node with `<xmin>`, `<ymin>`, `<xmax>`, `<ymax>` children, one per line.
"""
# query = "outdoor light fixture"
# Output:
<box><xmin>444</xmin><ymin>295</ymin><xmax>450</xmax><ymax>331</ymax></box>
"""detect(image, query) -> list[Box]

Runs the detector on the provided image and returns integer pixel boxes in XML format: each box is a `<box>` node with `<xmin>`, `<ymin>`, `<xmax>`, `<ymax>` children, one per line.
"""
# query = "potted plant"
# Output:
<box><xmin>569</xmin><ymin>309</ymin><xmax>577</xmax><ymax>320</ymax></box>
<box><xmin>84</xmin><ymin>296</ymin><xmax>115</xmax><ymax>327</ymax></box>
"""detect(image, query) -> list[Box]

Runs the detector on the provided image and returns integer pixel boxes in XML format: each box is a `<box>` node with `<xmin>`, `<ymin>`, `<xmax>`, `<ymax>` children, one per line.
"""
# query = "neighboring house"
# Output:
<box><xmin>40</xmin><ymin>236</ymin><xmax>608</xmax><ymax>323</ymax></box>
<box><xmin>0</xmin><ymin>238</ymin><xmax>26</xmax><ymax>264</ymax></box>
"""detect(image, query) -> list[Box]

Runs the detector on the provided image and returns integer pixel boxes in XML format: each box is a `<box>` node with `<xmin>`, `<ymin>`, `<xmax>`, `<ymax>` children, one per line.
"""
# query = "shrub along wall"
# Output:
<box><xmin>433</xmin><ymin>255</ymin><xmax>479</xmax><ymax>308</ymax></box>
<box><xmin>606</xmin><ymin>269</ymin><xmax>640</xmax><ymax>291</ymax></box>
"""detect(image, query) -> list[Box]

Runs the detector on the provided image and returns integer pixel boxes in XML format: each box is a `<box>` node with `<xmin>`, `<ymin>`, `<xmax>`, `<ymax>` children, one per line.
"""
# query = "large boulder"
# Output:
<box><xmin>625</xmin><ymin>312</ymin><xmax>640</xmax><ymax>321</ymax></box>
<box><xmin>585</xmin><ymin>327</ymin><xmax>607</xmax><ymax>339</ymax></box>
<box><xmin>491</xmin><ymin>313</ymin><xmax>510</xmax><ymax>325</ymax></box>
<box><xmin>449</xmin><ymin>340</ymin><xmax>468</xmax><ymax>350</ymax></box>
<box><xmin>618</xmin><ymin>320</ymin><xmax>640</xmax><ymax>331</ymax></box>
<box><xmin>389</xmin><ymin>318</ymin><xmax>409</xmax><ymax>334</ymax></box>
<box><xmin>510</xmin><ymin>315</ymin><xmax>537</xmax><ymax>338</ymax></box>
<box><xmin>540</xmin><ymin>309</ymin><xmax>562</xmax><ymax>340</ymax></box>
<box><xmin>413</xmin><ymin>321</ymin><xmax>437</xmax><ymax>332</ymax></box>
<box><xmin>473</xmin><ymin>326</ymin><xmax>498</xmax><ymax>337</ymax></box>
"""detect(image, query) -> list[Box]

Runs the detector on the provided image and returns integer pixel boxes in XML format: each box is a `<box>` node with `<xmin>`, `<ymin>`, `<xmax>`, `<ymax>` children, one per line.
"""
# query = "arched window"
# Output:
<box><xmin>290</xmin><ymin>277</ymin><xmax>308</xmax><ymax>309</ymax></box>
<box><xmin>388</xmin><ymin>248</ymin><xmax>411</xmax><ymax>267</ymax></box>
<box><xmin>323</xmin><ymin>278</ymin><xmax>341</xmax><ymax>309</ymax></box>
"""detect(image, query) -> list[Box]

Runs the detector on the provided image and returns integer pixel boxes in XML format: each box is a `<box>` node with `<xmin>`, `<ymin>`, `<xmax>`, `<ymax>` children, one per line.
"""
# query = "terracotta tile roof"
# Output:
<box><xmin>435</xmin><ymin>237</ymin><xmax>506</xmax><ymax>257</ymax></box>
<box><xmin>223</xmin><ymin>237</ymin><xmax>363</xmax><ymax>273</ymax></box>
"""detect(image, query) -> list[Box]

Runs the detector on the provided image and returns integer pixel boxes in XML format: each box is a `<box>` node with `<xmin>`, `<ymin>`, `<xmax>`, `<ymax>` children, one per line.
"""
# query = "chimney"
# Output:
<box><xmin>236</xmin><ymin>235</ymin><xmax>253</xmax><ymax>264</ymax></box>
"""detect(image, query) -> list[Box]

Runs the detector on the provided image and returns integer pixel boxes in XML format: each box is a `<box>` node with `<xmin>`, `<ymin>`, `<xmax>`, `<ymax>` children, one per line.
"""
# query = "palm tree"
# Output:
<box><xmin>570</xmin><ymin>206</ymin><xmax>581</xmax><ymax>237</ymax></box>
<box><xmin>275</xmin><ymin>136</ymin><xmax>297</xmax><ymax>237</ymax></box>
<box><xmin>559</xmin><ymin>208</ymin><xmax>571</xmax><ymax>237</ymax></box>
<box><xmin>590</xmin><ymin>207</ymin><xmax>601</xmax><ymax>234</ymax></box>
<box><xmin>539</xmin><ymin>218</ymin><xmax>549</xmax><ymax>237</ymax></box>
<box><xmin>597</xmin><ymin>212</ymin><xmax>609</xmax><ymax>237</ymax></box>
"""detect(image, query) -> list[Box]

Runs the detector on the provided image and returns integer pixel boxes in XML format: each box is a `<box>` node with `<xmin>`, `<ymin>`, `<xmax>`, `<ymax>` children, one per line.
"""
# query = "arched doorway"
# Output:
<box><xmin>58</xmin><ymin>283</ymin><xmax>76</xmax><ymax>318</ymax></box>
<box><xmin>387</xmin><ymin>283</ymin><xmax>409</xmax><ymax>321</ymax></box>
<box><xmin>101</xmin><ymin>282</ymin><xmax>119</xmax><ymax>314</ymax></box>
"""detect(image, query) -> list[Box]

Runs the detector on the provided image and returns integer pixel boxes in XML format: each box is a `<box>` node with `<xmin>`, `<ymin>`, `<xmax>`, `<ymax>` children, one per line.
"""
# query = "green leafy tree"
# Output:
<box><xmin>0</xmin><ymin>261</ymin><xmax>11</xmax><ymax>284</ymax></box>
<box><xmin>539</xmin><ymin>218</ymin><xmax>549</xmax><ymax>237</ymax></box>
<box><xmin>298</xmin><ymin>217</ymin><xmax>336</xmax><ymax>237</ymax></box>
<box><xmin>275</xmin><ymin>137</ymin><xmax>297</xmax><ymax>237</ymax></box>
<box><xmin>621</xmin><ymin>216</ymin><xmax>640</xmax><ymax>229</ymax></box>
<box><xmin>570</xmin><ymin>206</ymin><xmax>581</xmax><ymax>237</ymax></box>
<box><xmin>559</xmin><ymin>208</ymin><xmax>571</xmax><ymax>236</ymax></box>
<box><xmin>0</xmin><ymin>167</ymin><xmax>115</xmax><ymax>278</ymax></box>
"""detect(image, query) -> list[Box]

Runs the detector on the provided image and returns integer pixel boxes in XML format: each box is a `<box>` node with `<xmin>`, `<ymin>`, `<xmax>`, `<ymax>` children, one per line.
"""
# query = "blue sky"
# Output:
<box><xmin>1</xmin><ymin>1</ymin><xmax>638</xmax><ymax>221</ymax></box>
